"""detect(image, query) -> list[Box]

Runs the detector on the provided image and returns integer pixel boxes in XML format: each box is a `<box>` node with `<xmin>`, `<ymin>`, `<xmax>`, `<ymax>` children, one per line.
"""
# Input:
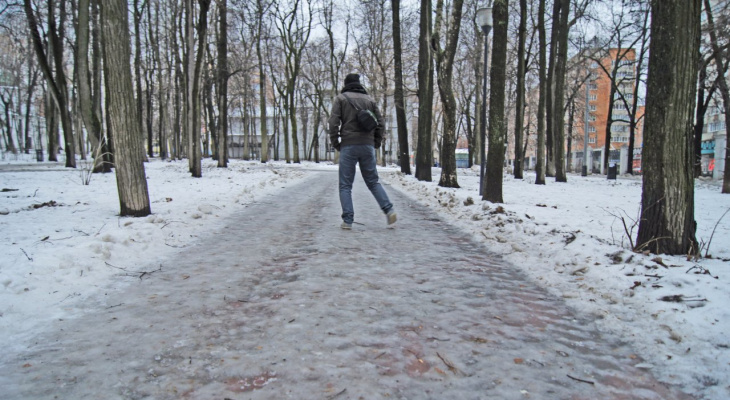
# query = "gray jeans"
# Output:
<box><xmin>338</xmin><ymin>144</ymin><xmax>393</xmax><ymax>224</ymax></box>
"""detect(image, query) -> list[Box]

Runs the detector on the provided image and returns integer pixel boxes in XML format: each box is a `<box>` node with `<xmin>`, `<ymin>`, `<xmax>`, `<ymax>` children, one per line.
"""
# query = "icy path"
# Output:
<box><xmin>0</xmin><ymin>171</ymin><xmax>690</xmax><ymax>399</ymax></box>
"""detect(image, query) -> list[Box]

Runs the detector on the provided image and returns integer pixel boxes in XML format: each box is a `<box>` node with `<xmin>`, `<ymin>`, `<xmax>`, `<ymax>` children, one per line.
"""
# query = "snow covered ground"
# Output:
<box><xmin>1</xmin><ymin>157</ymin><xmax>728</xmax><ymax>399</ymax></box>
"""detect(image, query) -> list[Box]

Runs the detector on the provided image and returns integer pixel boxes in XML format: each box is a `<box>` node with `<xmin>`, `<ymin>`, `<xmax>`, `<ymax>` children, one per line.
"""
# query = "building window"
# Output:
<box><xmin>588</xmin><ymin>136</ymin><xmax>597</xmax><ymax>144</ymax></box>
<box><xmin>589</xmin><ymin>115</ymin><xmax>596</xmax><ymax>122</ymax></box>
<box><xmin>612</xmin><ymin>136</ymin><xmax>629</xmax><ymax>143</ymax></box>
<box><xmin>611</xmin><ymin>124</ymin><xmax>629</xmax><ymax>133</ymax></box>
<box><xmin>589</xmin><ymin>94</ymin><xmax>597</xmax><ymax>101</ymax></box>
<box><xmin>589</xmin><ymin>105</ymin><xmax>597</xmax><ymax>111</ymax></box>
<box><xmin>589</xmin><ymin>125</ymin><xmax>596</xmax><ymax>133</ymax></box>
<box><xmin>589</xmin><ymin>83</ymin><xmax>598</xmax><ymax>90</ymax></box>
<box><xmin>708</xmin><ymin>121</ymin><xmax>726</xmax><ymax>132</ymax></box>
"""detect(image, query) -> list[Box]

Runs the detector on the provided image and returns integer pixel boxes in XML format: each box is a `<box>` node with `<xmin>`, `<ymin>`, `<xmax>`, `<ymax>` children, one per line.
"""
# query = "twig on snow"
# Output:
<box><xmin>437</xmin><ymin>352</ymin><xmax>462</xmax><ymax>375</ymax></box>
<box><xmin>326</xmin><ymin>388</ymin><xmax>347</xmax><ymax>399</ymax></box>
<box><xmin>105</xmin><ymin>261</ymin><xmax>127</xmax><ymax>271</ymax></box>
<box><xmin>160</xmin><ymin>220</ymin><xmax>186</xmax><ymax>229</ymax></box>
<box><xmin>567</xmin><ymin>374</ymin><xmax>595</xmax><ymax>385</ymax></box>
<box><xmin>20</xmin><ymin>248</ymin><xmax>32</xmax><ymax>261</ymax></box>
<box><xmin>687</xmin><ymin>265</ymin><xmax>719</xmax><ymax>279</ymax></box>
<box><xmin>95</xmin><ymin>223</ymin><xmax>106</xmax><ymax>236</ymax></box>
<box><xmin>705</xmin><ymin>208</ymin><xmax>730</xmax><ymax>258</ymax></box>
<box><xmin>137</xmin><ymin>265</ymin><xmax>163</xmax><ymax>280</ymax></box>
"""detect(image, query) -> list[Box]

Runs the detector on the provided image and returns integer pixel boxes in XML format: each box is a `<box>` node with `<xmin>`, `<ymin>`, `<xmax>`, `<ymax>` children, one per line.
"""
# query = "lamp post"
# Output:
<box><xmin>476</xmin><ymin>7</ymin><xmax>492</xmax><ymax>196</ymax></box>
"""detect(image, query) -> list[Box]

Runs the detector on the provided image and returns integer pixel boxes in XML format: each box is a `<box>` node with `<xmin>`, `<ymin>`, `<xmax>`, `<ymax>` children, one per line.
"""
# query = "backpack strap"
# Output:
<box><xmin>341</xmin><ymin>92</ymin><xmax>362</xmax><ymax>111</ymax></box>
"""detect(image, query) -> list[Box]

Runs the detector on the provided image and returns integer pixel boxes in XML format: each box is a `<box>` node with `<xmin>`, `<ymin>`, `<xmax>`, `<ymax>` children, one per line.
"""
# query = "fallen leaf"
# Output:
<box><xmin>514</xmin><ymin>358</ymin><xmax>524</xmax><ymax>364</ymax></box>
<box><xmin>652</xmin><ymin>257</ymin><xmax>668</xmax><ymax>268</ymax></box>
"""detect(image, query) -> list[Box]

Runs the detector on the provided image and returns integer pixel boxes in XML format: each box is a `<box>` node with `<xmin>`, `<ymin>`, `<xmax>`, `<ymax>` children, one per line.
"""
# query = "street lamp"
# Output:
<box><xmin>476</xmin><ymin>7</ymin><xmax>492</xmax><ymax>196</ymax></box>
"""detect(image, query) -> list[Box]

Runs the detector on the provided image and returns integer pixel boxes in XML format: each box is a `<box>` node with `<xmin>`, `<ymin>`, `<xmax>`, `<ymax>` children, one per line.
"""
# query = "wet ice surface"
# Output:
<box><xmin>0</xmin><ymin>172</ymin><xmax>690</xmax><ymax>399</ymax></box>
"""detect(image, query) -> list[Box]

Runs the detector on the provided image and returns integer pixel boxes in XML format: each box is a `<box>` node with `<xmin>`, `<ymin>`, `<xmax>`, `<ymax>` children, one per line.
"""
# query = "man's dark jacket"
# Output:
<box><xmin>328</xmin><ymin>86</ymin><xmax>385</xmax><ymax>150</ymax></box>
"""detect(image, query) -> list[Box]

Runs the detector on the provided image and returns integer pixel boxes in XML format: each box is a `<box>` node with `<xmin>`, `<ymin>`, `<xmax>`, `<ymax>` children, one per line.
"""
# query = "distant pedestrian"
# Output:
<box><xmin>328</xmin><ymin>73</ymin><xmax>397</xmax><ymax>230</ymax></box>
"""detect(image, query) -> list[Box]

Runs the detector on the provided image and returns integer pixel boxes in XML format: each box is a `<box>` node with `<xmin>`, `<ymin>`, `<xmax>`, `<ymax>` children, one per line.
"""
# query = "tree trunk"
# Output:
<box><xmin>45</xmin><ymin>89</ymin><xmax>59</xmax><ymax>161</ymax></box>
<box><xmin>134</xmin><ymin>0</ymin><xmax>145</xmax><ymax>159</ymax></box>
<box><xmin>256</xmin><ymin>0</ymin><xmax>268</xmax><ymax>163</ymax></box>
<box><xmin>392</xmin><ymin>0</ymin><xmax>410</xmax><ymax>174</ymax></box>
<box><xmin>627</xmin><ymin>6</ymin><xmax>650</xmax><ymax>176</ymax></box>
<box><xmin>187</xmin><ymin>0</ymin><xmax>210</xmax><ymax>177</ymax></box>
<box><xmin>24</xmin><ymin>0</ymin><xmax>76</xmax><ymax>167</ymax></box>
<box><xmin>154</xmin><ymin>0</ymin><xmax>168</xmax><ymax>160</ymax></box>
<box><xmin>703</xmin><ymin>0</ymin><xmax>730</xmax><ymax>193</ymax></box>
<box><xmin>185</xmin><ymin>0</ymin><xmax>194</xmax><ymax>170</ymax></box>
<box><xmin>415</xmin><ymin>0</ymin><xmax>434</xmax><ymax>181</ymax></box>
<box><xmin>24</xmin><ymin>69</ymin><xmax>38</xmax><ymax>155</ymax></box>
<box><xmin>545</xmin><ymin>0</ymin><xmax>560</xmax><ymax>178</ymax></box>
<box><xmin>217</xmin><ymin>0</ymin><xmax>229</xmax><ymax>167</ymax></box>
<box><xmin>566</xmin><ymin>99</ymin><xmax>575</xmax><ymax>172</ymax></box>
<box><xmin>483</xmin><ymin>0</ymin><xmax>508</xmax><ymax>202</ymax></box>
<box><xmin>513</xmin><ymin>0</ymin><xmax>527</xmax><ymax>179</ymax></box>
<box><xmin>1</xmin><ymin>96</ymin><xmax>16</xmax><ymax>153</ymax></box>
<box><xmin>552</xmin><ymin>0</ymin><xmax>569</xmax><ymax>182</ymax></box>
<box><xmin>434</xmin><ymin>0</ymin><xmax>465</xmax><ymax>189</ymax></box>
<box><xmin>636</xmin><ymin>0</ymin><xmax>700</xmax><ymax>255</ymax></box>
<box><xmin>76</xmin><ymin>0</ymin><xmax>107</xmax><ymax>171</ymax></box>
<box><xmin>91</xmin><ymin>0</ymin><xmax>112</xmax><ymax>167</ymax></box>
<box><xmin>474</xmin><ymin>29</ymin><xmax>483</xmax><ymax>169</ymax></box>
<box><xmin>204</xmin><ymin>70</ymin><xmax>216</xmax><ymax>159</ymax></box>
<box><xmin>535</xmin><ymin>0</ymin><xmax>546</xmax><ymax>184</ymax></box>
<box><xmin>693</xmin><ymin>58</ymin><xmax>708</xmax><ymax>178</ymax></box>
<box><xmin>101</xmin><ymin>0</ymin><xmax>151</xmax><ymax>217</ymax></box>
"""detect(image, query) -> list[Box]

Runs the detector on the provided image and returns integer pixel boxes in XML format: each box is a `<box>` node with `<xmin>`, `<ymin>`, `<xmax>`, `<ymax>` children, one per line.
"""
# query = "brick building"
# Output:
<box><xmin>580</xmin><ymin>48</ymin><xmax>645</xmax><ymax>174</ymax></box>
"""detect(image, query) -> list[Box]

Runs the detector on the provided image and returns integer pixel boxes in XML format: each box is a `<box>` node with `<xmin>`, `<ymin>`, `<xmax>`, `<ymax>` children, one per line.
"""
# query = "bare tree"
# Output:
<box><xmin>351</xmin><ymin>0</ymin><xmax>393</xmax><ymax>167</ymax></box>
<box><xmin>636</xmin><ymin>0</ymin><xmax>701</xmax><ymax>255</ymax></box>
<box><xmin>24</xmin><ymin>0</ymin><xmax>76</xmax><ymax>167</ymax></box>
<box><xmin>513</xmin><ymin>0</ymin><xmax>527</xmax><ymax>179</ymax></box>
<box><xmin>415</xmin><ymin>0</ymin><xmax>433</xmax><ymax>181</ymax></box>
<box><xmin>217</xmin><ymin>0</ymin><xmax>229</xmax><ymax>167</ymax></box>
<box><xmin>535</xmin><ymin>0</ymin><xmax>546</xmax><ymax>185</ymax></box>
<box><xmin>704</xmin><ymin>0</ymin><xmax>730</xmax><ymax>193</ymax></box>
<box><xmin>274</xmin><ymin>0</ymin><xmax>313</xmax><ymax>164</ymax></box>
<box><xmin>76</xmin><ymin>0</ymin><xmax>108</xmax><ymax>172</ymax></box>
<box><xmin>100</xmin><ymin>0</ymin><xmax>151</xmax><ymax>217</ymax></box>
<box><xmin>254</xmin><ymin>0</ymin><xmax>273</xmax><ymax>163</ymax></box>
<box><xmin>590</xmin><ymin>2</ymin><xmax>649</xmax><ymax>175</ymax></box>
<box><xmin>185</xmin><ymin>0</ymin><xmax>211</xmax><ymax>177</ymax></box>
<box><xmin>133</xmin><ymin>0</ymin><xmax>149</xmax><ymax>158</ymax></box>
<box><xmin>483</xmin><ymin>0</ymin><xmax>508</xmax><ymax>202</ymax></box>
<box><xmin>392</xmin><ymin>0</ymin><xmax>410</xmax><ymax>174</ymax></box>
<box><xmin>433</xmin><ymin>0</ymin><xmax>465</xmax><ymax>188</ymax></box>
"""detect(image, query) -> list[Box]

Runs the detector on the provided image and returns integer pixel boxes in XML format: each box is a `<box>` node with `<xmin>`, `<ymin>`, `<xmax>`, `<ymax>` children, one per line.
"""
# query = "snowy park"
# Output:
<box><xmin>0</xmin><ymin>158</ymin><xmax>728</xmax><ymax>399</ymax></box>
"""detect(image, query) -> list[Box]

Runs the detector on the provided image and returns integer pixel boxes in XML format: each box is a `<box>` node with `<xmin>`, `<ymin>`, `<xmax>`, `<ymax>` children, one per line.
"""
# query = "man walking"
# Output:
<box><xmin>328</xmin><ymin>73</ymin><xmax>397</xmax><ymax>230</ymax></box>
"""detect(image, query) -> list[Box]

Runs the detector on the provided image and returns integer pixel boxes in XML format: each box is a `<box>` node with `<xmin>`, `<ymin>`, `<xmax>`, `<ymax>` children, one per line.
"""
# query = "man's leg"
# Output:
<box><xmin>338</xmin><ymin>145</ymin><xmax>357</xmax><ymax>224</ymax></box>
<box><xmin>357</xmin><ymin>145</ymin><xmax>393</xmax><ymax>214</ymax></box>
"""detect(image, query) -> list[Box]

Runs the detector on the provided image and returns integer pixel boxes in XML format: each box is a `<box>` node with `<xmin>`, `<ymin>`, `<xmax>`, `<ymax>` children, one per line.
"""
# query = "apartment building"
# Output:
<box><xmin>579</xmin><ymin>48</ymin><xmax>645</xmax><ymax>174</ymax></box>
<box><xmin>701</xmin><ymin>105</ymin><xmax>727</xmax><ymax>179</ymax></box>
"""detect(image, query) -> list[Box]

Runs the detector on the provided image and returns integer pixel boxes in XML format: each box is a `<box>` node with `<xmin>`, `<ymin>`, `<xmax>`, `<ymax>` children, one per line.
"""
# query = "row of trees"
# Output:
<box><xmin>0</xmin><ymin>0</ymin><xmax>728</xmax><ymax>255</ymax></box>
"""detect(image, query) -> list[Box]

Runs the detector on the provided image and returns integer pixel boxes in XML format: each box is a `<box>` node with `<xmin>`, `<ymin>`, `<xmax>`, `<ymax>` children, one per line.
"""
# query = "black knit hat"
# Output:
<box><xmin>344</xmin><ymin>73</ymin><xmax>360</xmax><ymax>85</ymax></box>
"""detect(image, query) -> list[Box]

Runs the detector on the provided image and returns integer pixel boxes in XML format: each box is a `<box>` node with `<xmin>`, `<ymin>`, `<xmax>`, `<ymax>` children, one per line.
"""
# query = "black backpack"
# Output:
<box><xmin>341</xmin><ymin>93</ymin><xmax>379</xmax><ymax>132</ymax></box>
